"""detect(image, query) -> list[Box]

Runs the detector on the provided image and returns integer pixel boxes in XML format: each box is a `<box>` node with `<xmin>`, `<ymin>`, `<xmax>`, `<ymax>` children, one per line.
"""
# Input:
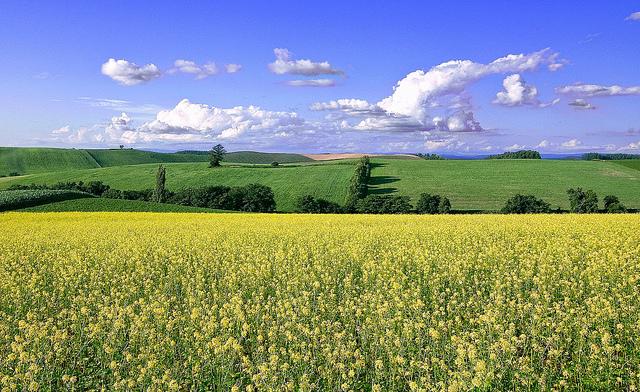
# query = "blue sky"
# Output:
<box><xmin>1</xmin><ymin>1</ymin><xmax>640</xmax><ymax>153</ymax></box>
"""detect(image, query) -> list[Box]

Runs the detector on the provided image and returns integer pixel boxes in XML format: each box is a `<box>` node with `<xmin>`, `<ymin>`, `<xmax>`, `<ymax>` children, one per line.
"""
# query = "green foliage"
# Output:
<box><xmin>168</xmin><ymin>184</ymin><xmax>276</xmax><ymax>212</ymax></box>
<box><xmin>153</xmin><ymin>165</ymin><xmax>167</xmax><ymax>203</ymax></box>
<box><xmin>355</xmin><ymin>195</ymin><xmax>412</xmax><ymax>214</ymax></box>
<box><xmin>296</xmin><ymin>195</ymin><xmax>343</xmax><ymax>213</ymax></box>
<box><xmin>567</xmin><ymin>188</ymin><xmax>599</xmax><ymax>213</ymax></box>
<box><xmin>603</xmin><ymin>195</ymin><xmax>627</xmax><ymax>213</ymax></box>
<box><xmin>416</xmin><ymin>193</ymin><xmax>451</xmax><ymax>214</ymax></box>
<box><xmin>345</xmin><ymin>156</ymin><xmax>371</xmax><ymax>208</ymax></box>
<box><xmin>416</xmin><ymin>153</ymin><xmax>444</xmax><ymax>160</ymax></box>
<box><xmin>488</xmin><ymin>150</ymin><xmax>541</xmax><ymax>159</ymax></box>
<box><xmin>0</xmin><ymin>189</ymin><xmax>92</xmax><ymax>211</ymax></box>
<box><xmin>501</xmin><ymin>194</ymin><xmax>551</xmax><ymax>214</ymax></box>
<box><xmin>271</xmin><ymin>162</ymin><xmax>280</xmax><ymax>167</ymax></box>
<box><xmin>8</xmin><ymin>180</ymin><xmax>110</xmax><ymax>196</ymax></box>
<box><xmin>209</xmin><ymin>144</ymin><xmax>227</xmax><ymax>167</ymax></box>
<box><xmin>20</xmin><ymin>198</ymin><xmax>224</xmax><ymax>213</ymax></box>
<box><xmin>582</xmin><ymin>152</ymin><xmax>640</xmax><ymax>160</ymax></box>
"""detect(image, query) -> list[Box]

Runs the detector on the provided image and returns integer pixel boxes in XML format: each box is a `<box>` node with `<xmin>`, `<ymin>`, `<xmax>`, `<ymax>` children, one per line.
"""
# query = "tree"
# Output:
<box><xmin>119</xmin><ymin>144</ymin><xmax>125</xmax><ymax>149</ymax></box>
<box><xmin>603</xmin><ymin>195</ymin><xmax>627</xmax><ymax>213</ymax></box>
<box><xmin>345</xmin><ymin>156</ymin><xmax>371</xmax><ymax>208</ymax></box>
<box><xmin>226</xmin><ymin>184</ymin><xmax>276</xmax><ymax>212</ymax></box>
<box><xmin>501</xmin><ymin>194</ymin><xmax>551</xmax><ymax>214</ymax></box>
<box><xmin>567</xmin><ymin>188</ymin><xmax>598</xmax><ymax>213</ymax></box>
<box><xmin>488</xmin><ymin>150</ymin><xmax>541</xmax><ymax>159</ymax></box>
<box><xmin>209</xmin><ymin>144</ymin><xmax>227</xmax><ymax>167</ymax></box>
<box><xmin>297</xmin><ymin>195</ymin><xmax>342</xmax><ymax>213</ymax></box>
<box><xmin>416</xmin><ymin>193</ymin><xmax>452</xmax><ymax>214</ymax></box>
<box><xmin>153</xmin><ymin>165</ymin><xmax>166</xmax><ymax>203</ymax></box>
<box><xmin>355</xmin><ymin>195</ymin><xmax>412</xmax><ymax>214</ymax></box>
<box><xmin>271</xmin><ymin>161</ymin><xmax>280</xmax><ymax>167</ymax></box>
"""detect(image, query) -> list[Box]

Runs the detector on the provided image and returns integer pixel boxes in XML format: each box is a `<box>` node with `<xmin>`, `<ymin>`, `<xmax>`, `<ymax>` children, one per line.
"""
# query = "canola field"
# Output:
<box><xmin>1</xmin><ymin>213</ymin><xmax>639</xmax><ymax>391</ymax></box>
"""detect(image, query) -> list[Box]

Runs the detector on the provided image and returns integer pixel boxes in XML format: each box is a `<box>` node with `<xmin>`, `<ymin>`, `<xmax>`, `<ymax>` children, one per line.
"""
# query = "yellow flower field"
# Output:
<box><xmin>1</xmin><ymin>213</ymin><xmax>639</xmax><ymax>391</ymax></box>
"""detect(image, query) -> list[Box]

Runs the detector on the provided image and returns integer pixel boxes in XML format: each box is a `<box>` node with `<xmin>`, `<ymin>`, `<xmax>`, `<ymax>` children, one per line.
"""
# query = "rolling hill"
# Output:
<box><xmin>0</xmin><ymin>162</ymin><xmax>355</xmax><ymax>211</ymax></box>
<box><xmin>0</xmin><ymin>147</ymin><xmax>313</xmax><ymax>175</ymax></box>
<box><xmin>368</xmin><ymin>159</ymin><xmax>640</xmax><ymax>210</ymax></box>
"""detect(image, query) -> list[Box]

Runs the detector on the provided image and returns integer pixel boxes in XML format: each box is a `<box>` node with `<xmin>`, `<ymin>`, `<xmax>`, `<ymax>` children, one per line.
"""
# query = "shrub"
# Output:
<box><xmin>225</xmin><ymin>184</ymin><xmax>276</xmax><ymax>212</ymax></box>
<box><xmin>567</xmin><ymin>188</ymin><xmax>599</xmax><ymax>213</ymax></box>
<box><xmin>501</xmin><ymin>194</ymin><xmax>551</xmax><ymax>214</ymax></box>
<box><xmin>8</xmin><ymin>172</ymin><xmax>20</xmax><ymax>177</ymax></box>
<box><xmin>7</xmin><ymin>181</ymin><xmax>110</xmax><ymax>196</ymax></box>
<box><xmin>0</xmin><ymin>189</ymin><xmax>92</xmax><ymax>211</ymax></box>
<box><xmin>416</xmin><ymin>193</ymin><xmax>451</xmax><ymax>214</ymax></box>
<box><xmin>169</xmin><ymin>186</ymin><xmax>232</xmax><ymax>209</ymax></box>
<box><xmin>603</xmin><ymin>195</ymin><xmax>627</xmax><ymax>213</ymax></box>
<box><xmin>296</xmin><ymin>195</ymin><xmax>342</xmax><ymax>213</ymax></box>
<box><xmin>355</xmin><ymin>195</ymin><xmax>412</xmax><ymax>214</ymax></box>
<box><xmin>416</xmin><ymin>153</ymin><xmax>443</xmax><ymax>160</ymax></box>
<box><xmin>271</xmin><ymin>161</ymin><xmax>280</xmax><ymax>167</ymax></box>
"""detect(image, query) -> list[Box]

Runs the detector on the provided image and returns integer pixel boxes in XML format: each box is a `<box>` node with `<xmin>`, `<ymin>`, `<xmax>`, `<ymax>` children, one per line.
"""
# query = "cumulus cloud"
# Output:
<box><xmin>536</xmin><ymin>139</ymin><xmax>551</xmax><ymax>148</ymax></box>
<box><xmin>432</xmin><ymin>111</ymin><xmax>483</xmax><ymax>132</ymax></box>
<box><xmin>51</xmin><ymin>125</ymin><xmax>71</xmax><ymax>134</ymax></box>
<box><xmin>620</xmin><ymin>141</ymin><xmax>640</xmax><ymax>150</ymax></box>
<box><xmin>626</xmin><ymin>11</ymin><xmax>640</xmax><ymax>21</ymax></box>
<box><xmin>494</xmin><ymin>74</ymin><xmax>559</xmax><ymax>107</ymax></box>
<box><xmin>561</xmin><ymin>138</ymin><xmax>582</xmax><ymax>148</ymax></box>
<box><xmin>268</xmin><ymin>48</ymin><xmax>342</xmax><ymax>76</ymax></box>
<box><xmin>377</xmin><ymin>48</ymin><xmax>563</xmax><ymax>120</ymax></box>
<box><xmin>101</xmin><ymin>58</ymin><xmax>161</xmax><ymax>86</ymax></box>
<box><xmin>225</xmin><ymin>64</ymin><xmax>242</xmax><ymax>73</ymax></box>
<box><xmin>504</xmin><ymin>143</ymin><xmax>526</xmax><ymax>151</ymax></box>
<box><xmin>310</xmin><ymin>99</ymin><xmax>381</xmax><ymax>115</ymax></box>
<box><xmin>568</xmin><ymin>99</ymin><xmax>596</xmax><ymax>110</ymax></box>
<box><xmin>171</xmin><ymin>60</ymin><xmax>219</xmax><ymax>79</ymax></box>
<box><xmin>286</xmin><ymin>79</ymin><xmax>336</xmax><ymax>87</ymax></box>
<box><xmin>557</xmin><ymin>83</ymin><xmax>640</xmax><ymax>97</ymax></box>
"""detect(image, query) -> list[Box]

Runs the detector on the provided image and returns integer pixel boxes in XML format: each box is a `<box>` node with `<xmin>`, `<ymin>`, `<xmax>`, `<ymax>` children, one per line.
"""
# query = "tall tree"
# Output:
<box><xmin>154</xmin><ymin>165</ymin><xmax>166</xmax><ymax>203</ymax></box>
<box><xmin>209</xmin><ymin>144</ymin><xmax>227</xmax><ymax>167</ymax></box>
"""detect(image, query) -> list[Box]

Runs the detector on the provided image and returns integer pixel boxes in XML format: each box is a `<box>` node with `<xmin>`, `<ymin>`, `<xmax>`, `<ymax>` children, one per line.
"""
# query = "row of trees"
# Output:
<box><xmin>415</xmin><ymin>153</ymin><xmax>444</xmax><ymax>160</ymax></box>
<box><xmin>502</xmin><ymin>188</ymin><xmax>627</xmax><ymax>214</ymax></box>
<box><xmin>297</xmin><ymin>193</ymin><xmax>451</xmax><ymax>214</ymax></box>
<box><xmin>345</xmin><ymin>156</ymin><xmax>371</xmax><ymax>208</ymax></box>
<box><xmin>488</xmin><ymin>150</ymin><xmax>542</xmax><ymax>159</ymax></box>
<box><xmin>582</xmin><ymin>152</ymin><xmax>640</xmax><ymax>160</ymax></box>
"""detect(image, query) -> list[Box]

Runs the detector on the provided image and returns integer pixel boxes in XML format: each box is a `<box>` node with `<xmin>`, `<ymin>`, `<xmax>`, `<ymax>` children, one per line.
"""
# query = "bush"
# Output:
<box><xmin>603</xmin><ymin>195</ymin><xmax>627</xmax><ymax>213</ymax></box>
<box><xmin>169</xmin><ymin>186</ymin><xmax>232</xmax><ymax>209</ymax></box>
<box><xmin>501</xmin><ymin>194</ymin><xmax>551</xmax><ymax>214</ymax></box>
<box><xmin>355</xmin><ymin>195</ymin><xmax>412</xmax><ymax>214</ymax></box>
<box><xmin>271</xmin><ymin>161</ymin><xmax>280</xmax><ymax>167</ymax></box>
<box><xmin>103</xmin><ymin>189</ymin><xmax>154</xmax><ymax>201</ymax></box>
<box><xmin>416</xmin><ymin>193</ymin><xmax>451</xmax><ymax>214</ymax></box>
<box><xmin>296</xmin><ymin>195</ymin><xmax>342</xmax><ymax>213</ymax></box>
<box><xmin>8</xmin><ymin>172</ymin><xmax>20</xmax><ymax>177</ymax></box>
<box><xmin>7</xmin><ymin>181</ymin><xmax>110</xmax><ymax>196</ymax></box>
<box><xmin>567</xmin><ymin>188</ymin><xmax>599</xmax><ymax>213</ymax></box>
<box><xmin>226</xmin><ymin>184</ymin><xmax>276</xmax><ymax>212</ymax></box>
<box><xmin>416</xmin><ymin>153</ymin><xmax>443</xmax><ymax>160</ymax></box>
<box><xmin>0</xmin><ymin>189</ymin><xmax>92</xmax><ymax>211</ymax></box>
<box><xmin>489</xmin><ymin>150</ymin><xmax>541</xmax><ymax>159</ymax></box>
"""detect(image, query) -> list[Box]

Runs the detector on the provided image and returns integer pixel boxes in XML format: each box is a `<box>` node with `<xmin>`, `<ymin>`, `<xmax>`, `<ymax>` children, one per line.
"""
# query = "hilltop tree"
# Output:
<box><xmin>153</xmin><ymin>165</ymin><xmax>166</xmax><ymax>203</ymax></box>
<box><xmin>209</xmin><ymin>144</ymin><xmax>227</xmax><ymax>167</ymax></box>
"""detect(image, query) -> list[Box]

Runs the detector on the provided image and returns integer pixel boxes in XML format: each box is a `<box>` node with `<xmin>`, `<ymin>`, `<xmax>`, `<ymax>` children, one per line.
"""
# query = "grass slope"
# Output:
<box><xmin>0</xmin><ymin>147</ymin><xmax>99</xmax><ymax>175</ymax></box>
<box><xmin>0</xmin><ymin>162</ymin><xmax>355</xmax><ymax>211</ymax></box>
<box><xmin>19</xmin><ymin>198</ymin><xmax>225</xmax><ymax>213</ymax></box>
<box><xmin>369</xmin><ymin>158</ymin><xmax>640</xmax><ymax>210</ymax></box>
<box><xmin>178</xmin><ymin>150</ymin><xmax>313</xmax><ymax>164</ymax></box>
<box><xmin>612</xmin><ymin>159</ymin><xmax>640</xmax><ymax>172</ymax></box>
<box><xmin>85</xmin><ymin>149</ymin><xmax>208</xmax><ymax>167</ymax></box>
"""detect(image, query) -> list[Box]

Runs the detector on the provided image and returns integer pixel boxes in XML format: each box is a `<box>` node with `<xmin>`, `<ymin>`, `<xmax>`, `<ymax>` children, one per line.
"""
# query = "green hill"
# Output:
<box><xmin>19</xmin><ymin>198</ymin><xmax>226</xmax><ymax>213</ymax></box>
<box><xmin>0</xmin><ymin>147</ymin><xmax>99</xmax><ymax>175</ymax></box>
<box><xmin>179</xmin><ymin>150</ymin><xmax>313</xmax><ymax>164</ymax></box>
<box><xmin>0</xmin><ymin>162</ymin><xmax>354</xmax><ymax>211</ymax></box>
<box><xmin>368</xmin><ymin>159</ymin><xmax>640</xmax><ymax>210</ymax></box>
<box><xmin>85</xmin><ymin>149</ymin><xmax>208</xmax><ymax>167</ymax></box>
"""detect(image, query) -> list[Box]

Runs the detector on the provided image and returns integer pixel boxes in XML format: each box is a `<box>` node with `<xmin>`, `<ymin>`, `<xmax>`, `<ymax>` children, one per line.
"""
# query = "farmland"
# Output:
<box><xmin>1</xmin><ymin>213</ymin><xmax>639</xmax><ymax>390</ymax></box>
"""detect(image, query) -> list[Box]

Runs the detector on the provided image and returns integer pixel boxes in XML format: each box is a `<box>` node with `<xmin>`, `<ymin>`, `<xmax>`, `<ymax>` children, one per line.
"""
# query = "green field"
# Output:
<box><xmin>19</xmin><ymin>198</ymin><xmax>225</xmax><ymax>212</ymax></box>
<box><xmin>0</xmin><ymin>147</ymin><xmax>99</xmax><ymax>174</ymax></box>
<box><xmin>613</xmin><ymin>159</ymin><xmax>640</xmax><ymax>172</ymax></box>
<box><xmin>0</xmin><ymin>162</ymin><xmax>354</xmax><ymax>211</ymax></box>
<box><xmin>368</xmin><ymin>159</ymin><xmax>640</xmax><ymax>210</ymax></box>
<box><xmin>0</xmin><ymin>147</ymin><xmax>312</xmax><ymax>175</ymax></box>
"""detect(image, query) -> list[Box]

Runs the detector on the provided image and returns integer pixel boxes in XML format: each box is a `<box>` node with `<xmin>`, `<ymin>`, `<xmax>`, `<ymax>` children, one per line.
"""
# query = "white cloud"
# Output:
<box><xmin>536</xmin><ymin>139</ymin><xmax>551</xmax><ymax>148</ymax></box>
<box><xmin>225</xmin><ymin>64</ymin><xmax>242</xmax><ymax>73</ymax></box>
<box><xmin>568</xmin><ymin>99</ymin><xmax>596</xmax><ymax>110</ymax></box>
<box><xmin>310</xmin><ymin>99</ymin><xmax>379</xmax><ymax>114</ymax></box>
<box><xmin>51</xmin><ymin>125</ymin><xmax>70</xmax><ymax>134</ymax></box>
<box><xmin>494</xmin><ymin>74</ymin><xmax>558</xmax><ymax>107</ymax></box>
<box><xmin>626</xmin><ymin>11</ymin><xmax>640</xmax><ymax>21</ymax></box>
<box><xmin>171</xmin><ymin>60</ymin><xmax>219</xmax><ymax>79</ymax></box>
<box><xmin>504</xmin><ymin>143</ymin><xmax>526</xmax><ymax>151</ymax></box>
<box><xmin>561</xmin><ymin>138</ymin><xmax>582</xmax><ymax>148</ymax></box>
<box><xmin>424</xmin><ymin>140</ymin><xmax>453</xmax><ymax>151</ymax></box>
<box><xmin>557</xmin><ymin>83</ymin><xmax>640</xmax><ymax>97</ymax></box>
<box><xmin>620</xmin><ymin>141</ymin><xmax>640</xmax><ymax>150</ymax></box>
<box><xmin>432</xmin><ymin>111</ymin><xmax>483</xmax><ymax>132</ymax></box>
<box><xmin>268</xmin><ymin>48</ymin><xmax>342</xmax><ymax>76</ymax></box>
<box><xmin>101</xmin><ymin>58</ymin><xmax>161</xmax><ymax>86</ymax></box>
<box><xmin>286</xmin><ymin>79</ymin><xmax>336</xmax><ymax>87</ymax></box>
<box><xmin>77</xmin><ymin>97</ymin><xmax>164</xmax><ymax>115</ymax></box>
<box><xmin>377</xmin><ymin>48</ymin><xmax>562</xmax><ymax>120</ymax></box>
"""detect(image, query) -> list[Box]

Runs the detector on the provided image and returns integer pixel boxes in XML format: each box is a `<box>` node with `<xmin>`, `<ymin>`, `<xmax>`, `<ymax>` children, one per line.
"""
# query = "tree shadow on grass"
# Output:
<box><xmin>368</xmin><ymin>175</ymin><xmax>400</xmax><ymax>195</ymax></box>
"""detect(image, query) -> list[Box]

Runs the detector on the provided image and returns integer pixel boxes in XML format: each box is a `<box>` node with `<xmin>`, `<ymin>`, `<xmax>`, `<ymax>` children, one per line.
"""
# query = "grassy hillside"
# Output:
<box><xmin>86</xmin><ymin>149</ymin><xmax>208</xmax><ymax>167</ymax></box>
<box><xmin>19</xmin><ymin>198</ymin><xmax>225</xmax><ymax>213</ymax></box>
<box><xmin>369</xmin><ymin>158</ymin><xmax>640</xmax><ymax>210</ymax></box>
<box><xmin>179</xmin><ymin>150</ymin><xmax>313</xmax><ymax>164</ymax></box>
<box><xmin>0</xmin><ymin>162</ymin><xmax>355</xmax><ymax>211</ymax></box>
<box><xmin>613</xmin><ymin>160</ymin><xmax>640</xmax><ymax>171</ymax></box>
<box><xmin>0</xmin><ymin>147</ymin><xmax>99</xmax><ymax>175</ymax></box>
